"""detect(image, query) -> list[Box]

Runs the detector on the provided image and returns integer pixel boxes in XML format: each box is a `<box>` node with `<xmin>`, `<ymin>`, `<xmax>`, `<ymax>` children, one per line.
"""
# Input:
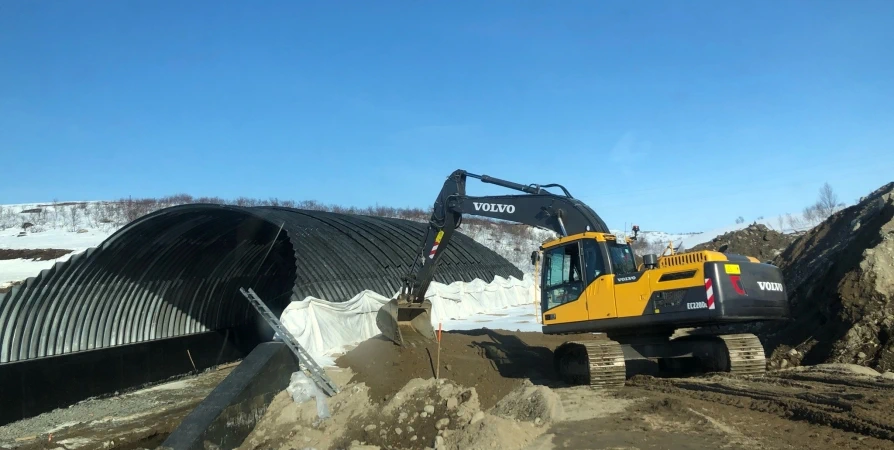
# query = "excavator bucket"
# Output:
<box><xmin>376</xmin><ymin>297</ymin><xmax>436</xmax><ymax>346</ymax></box>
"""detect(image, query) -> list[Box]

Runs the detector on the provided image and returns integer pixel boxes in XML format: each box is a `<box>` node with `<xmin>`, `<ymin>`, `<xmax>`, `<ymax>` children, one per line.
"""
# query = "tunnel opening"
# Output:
<box><xmin>1</xmin><ymin>206</ymin><xmax>298</xmax><ymax>363</ymax></box>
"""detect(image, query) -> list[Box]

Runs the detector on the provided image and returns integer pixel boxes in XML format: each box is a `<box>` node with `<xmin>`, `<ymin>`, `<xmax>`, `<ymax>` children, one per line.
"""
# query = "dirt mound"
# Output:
<box><xmin>334</xmin><ymin>329</ymin><xmax>602</xmax><ymax>409</ymax></box>
<box><xmin>332</xmin><ymin>378</ymin><xmax>484</xmax><ymax>449</ymax></box>
<box><xmin>240</xmin><ymin>375</ymin><xmax>556</xmax><ymax>450</ymax></box>
<box><xmin>240</xmin><ymin>327</ymin><xmax>894</xmax><ymax>449</ymax></box>
<box><xmin>0</xmin><ymin>248</ymin><xmax>71</xmax><ymax>261</ymax></box>
<box><xmin>490</xmin><ymin>380</ymin><xmax>564</xmax><ymax>423</ymax></box>
<box><xmin>685</xmin><ymin>223</ymin><xmax>796</xmax><ymax>261</ymax></box>
<box><xmin>238</xmin><ymin>376</ymin><xmax>376</xmax><ymax>450</ymax></box>
<box><xmin>758</xmin><ymin>181</ymin><xmax>894</xmax><ymax>372</ymax></box>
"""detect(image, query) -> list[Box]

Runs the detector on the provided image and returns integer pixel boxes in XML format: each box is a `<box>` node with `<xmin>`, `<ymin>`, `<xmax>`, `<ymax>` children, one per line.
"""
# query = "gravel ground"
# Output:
<box><xmin>0</xmin><ymin>363</ymin><xmax>237</xmax><ymax>450</ymax></box>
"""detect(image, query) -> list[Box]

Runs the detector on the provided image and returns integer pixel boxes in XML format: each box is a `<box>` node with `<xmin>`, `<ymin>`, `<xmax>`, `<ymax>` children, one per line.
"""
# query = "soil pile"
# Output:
<box><xmin>239</xmin><ymin>376</ymin><xmax>560</xmax><ymax>450</ymax></box>
<box><xmin>238</xmin><ymin>328</ymin><xmax>894</xmax><ymax>449</ymax></box>
<box><xmin>759</xmin><ymin>181</ymin><xmax>894</xmax><ymax>372</ymax></box>
<box><xmin>333</xmin><ymin>329</ymin><xmax>602</xmax><ymax>409</ymax></box>
<box><xmin>685</xmin><ymin>223</ymin><xmax>796</xmax><ymax>261</ymax></box>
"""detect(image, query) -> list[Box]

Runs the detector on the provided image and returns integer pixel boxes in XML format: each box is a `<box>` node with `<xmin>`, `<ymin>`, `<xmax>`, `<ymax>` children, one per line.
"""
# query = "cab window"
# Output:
<box><xmin>541</xmin><ymin>242</ymin><xmax>584</xmax><ymax>311</ymax></box>
<box><xmin>608</xmin><ymin>242</ymin><xmax>638</xmax><ymax>275</ymax></box>
<box><xmin>582</xmin><ymin>239</ymin><xmax>605</xmax><ymax>284</ymax></box>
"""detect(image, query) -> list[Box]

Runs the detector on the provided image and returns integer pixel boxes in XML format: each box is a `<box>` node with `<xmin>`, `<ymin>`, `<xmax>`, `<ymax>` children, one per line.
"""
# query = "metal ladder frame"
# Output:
<box><xmin>239</xmin><ymin>287</ymin><xmax>339</xmax><ymax>396</ymax></box>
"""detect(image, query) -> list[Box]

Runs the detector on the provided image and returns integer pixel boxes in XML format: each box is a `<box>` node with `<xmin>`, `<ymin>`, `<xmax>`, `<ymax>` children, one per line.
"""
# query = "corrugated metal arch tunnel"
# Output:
<box><xmin>0</xmin><ymin>204</ymin><xmax>523</xmax><ymax>364</ymax></box>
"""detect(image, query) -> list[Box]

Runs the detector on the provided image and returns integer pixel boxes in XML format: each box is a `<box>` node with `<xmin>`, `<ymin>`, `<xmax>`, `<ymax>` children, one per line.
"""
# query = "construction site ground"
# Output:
<box><xmin>0</xmin><ymin>363</ymin><xmax>237</xmax><ymax>450</ymax></box>
<box><xmin>0</xmin><ymin>330</ymin><xmax>891</xmax><ymax>449</ymax></box>
<box><xmin>239</xmin><ymin>329</ymin><xmax>894</xmax><ymax>450</ymax></box>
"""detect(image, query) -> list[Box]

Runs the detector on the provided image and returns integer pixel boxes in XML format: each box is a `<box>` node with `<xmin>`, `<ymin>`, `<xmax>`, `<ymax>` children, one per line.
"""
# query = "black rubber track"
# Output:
<box><xmin>0</xmin><ymin>204</ymin><xmax>522</xmax><ymax>364</ymax></box>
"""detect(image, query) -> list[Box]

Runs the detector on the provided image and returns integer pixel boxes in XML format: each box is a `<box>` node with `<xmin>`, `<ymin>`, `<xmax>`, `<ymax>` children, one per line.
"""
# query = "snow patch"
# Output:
<box><xmin>439</xmin><ymin>304</ymin><xmax>541</xmax><ymax>333</ymax></box>
<box><xmin>279</xmin><ymin>275</ymin><xmax>539</xmax><ymax>366</ymax></box>
<box><xmin>0</xmin><ymin>228</ymin><xmax>111</xmax><ymax>252</ymax></box>
<box><xmin>0</xmin><ymin>253</ymin><xmax>77</xmax><ymax>290</ymax></box>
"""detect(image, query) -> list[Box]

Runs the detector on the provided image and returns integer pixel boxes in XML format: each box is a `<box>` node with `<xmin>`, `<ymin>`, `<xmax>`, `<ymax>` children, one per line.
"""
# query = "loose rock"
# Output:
<box><xmin>435</xmin><ymin>418</ymin><xmax>450</xmax><ymax>430</ymax></box>
<box><xmin>759</xmin><ymin>182</ymin><xmax>894</xmax><ymax>373</ymax></box>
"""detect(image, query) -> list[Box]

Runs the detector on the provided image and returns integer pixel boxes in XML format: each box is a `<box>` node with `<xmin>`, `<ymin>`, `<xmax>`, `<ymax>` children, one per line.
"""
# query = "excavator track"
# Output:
<box><xmin>715</xmin><ymin>333</ymin><xmax>767</xmax><ymax>375</ymax></box>
<box><xmin>671</xmin><ymin>331</ymin><xmax>767</xmax><ymax>375</ymax></box>
<box><xmin>555</xmin><ymin>340</ymin><xmax>626</xmax><ymax>388</ymax></box>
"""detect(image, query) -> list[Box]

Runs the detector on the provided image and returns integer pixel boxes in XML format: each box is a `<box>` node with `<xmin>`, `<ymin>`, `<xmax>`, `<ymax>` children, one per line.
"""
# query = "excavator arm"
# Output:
<box><xmin>376</xmin><ymin>169</ymin><xmax>612</xmax><ymax>345</ymax></box>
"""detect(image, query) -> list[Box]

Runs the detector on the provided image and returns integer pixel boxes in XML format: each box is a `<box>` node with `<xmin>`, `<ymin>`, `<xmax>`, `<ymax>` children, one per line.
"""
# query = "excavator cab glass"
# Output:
<box><xmin>541</xmin><ymin>242</ymin><xmax>584</xmax><ymax>311</ymax></box>
<box><xmin>607</xmin><ymin>241</ymin><xmax>638</xmax><ymax>275</ymax></box>
<box><xmin>582</xmin><ymin>239</ymin><xmax>605</xmax><ymax>282</ymax></box>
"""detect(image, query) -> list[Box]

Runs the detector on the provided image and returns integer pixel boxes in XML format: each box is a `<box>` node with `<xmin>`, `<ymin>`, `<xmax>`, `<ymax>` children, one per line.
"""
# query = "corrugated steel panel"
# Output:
<box><xmin>0</xmin><ymin>204</ymin><xmax>523</xmax><ymax>363</ymax></box>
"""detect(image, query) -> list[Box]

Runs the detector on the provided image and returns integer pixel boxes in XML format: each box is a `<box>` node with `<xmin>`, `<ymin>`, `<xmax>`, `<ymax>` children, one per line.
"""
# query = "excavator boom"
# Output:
<box><xmin>376</xmin><ymin>169</ymin><xmax>610</xmax><ymax>346</ymax></box>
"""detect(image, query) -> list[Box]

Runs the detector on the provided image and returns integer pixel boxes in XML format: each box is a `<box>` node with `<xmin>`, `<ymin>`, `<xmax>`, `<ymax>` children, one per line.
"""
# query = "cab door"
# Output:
<box><xmin>606</xmin><ymin>241</ymin><xmax>652</xmax><ymax>318</ymax></box>
<box><xmin>540</xmin><ymin>241</ymin><xmax>589</xmax><ymax>326</ymax></box>
<box><xmin>581</xmin><ymin>239</ymin><xmax>617</xmax><ymax>320</ymax></box>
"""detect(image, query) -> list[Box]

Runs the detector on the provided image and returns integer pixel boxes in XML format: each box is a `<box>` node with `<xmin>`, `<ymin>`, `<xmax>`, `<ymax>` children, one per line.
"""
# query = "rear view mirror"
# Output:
<box><xmin>531</xmin><ymin>251</ymin><xmax>540</xmax><ymax>265</ymax></box>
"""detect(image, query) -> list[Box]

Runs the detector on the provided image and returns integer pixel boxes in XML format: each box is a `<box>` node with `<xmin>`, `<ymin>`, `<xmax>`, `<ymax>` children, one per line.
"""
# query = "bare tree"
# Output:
<box><xmin>51</xmin><ymin>199</ymin><xmax>60</xmax><ymax>228</ymax></box>
<box><xmin>66</xmin><ymin>205</ymin><xmax>81</xmax><ymax>232</ymax></box>
<box><xmin>802</xmin><ymin>205</ymin><xmax>817</xmax><ymax>223</ymax></box>
<box><xmin>786</xmin><ymin>212</ymin><xmax>803</xmax><ymax>231</ymax></box>
<box><xmin>817</xmin><ymin>182</ymin><xmax>839</xmax><ymax>217</ymax></box>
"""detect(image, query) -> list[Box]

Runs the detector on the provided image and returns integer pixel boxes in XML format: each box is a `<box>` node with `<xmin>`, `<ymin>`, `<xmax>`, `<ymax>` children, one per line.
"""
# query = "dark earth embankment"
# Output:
<box><xmin>757</xmin><ymin>182</ymin><xmax>894</xmax><ymax>373</ymax></box>
<box><xmin>686</xmin><ymin>223</ymin><xmax>797</xmax><ymax>261</ymax></box>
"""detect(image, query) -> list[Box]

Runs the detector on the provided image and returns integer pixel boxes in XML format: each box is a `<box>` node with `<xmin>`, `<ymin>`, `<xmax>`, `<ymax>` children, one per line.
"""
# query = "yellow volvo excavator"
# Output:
<box><xmin>376</xmin><ymin>169</ymin><xmax>790</xmax><ymax>387</ymax></box>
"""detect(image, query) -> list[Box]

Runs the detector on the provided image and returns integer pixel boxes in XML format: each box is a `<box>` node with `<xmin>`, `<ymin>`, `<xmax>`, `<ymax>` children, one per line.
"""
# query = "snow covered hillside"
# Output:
<box><xmin>0</xmin><ymin>197</ymin><xmax>824</xmax><ymax>290</ymax></box>
<box><xmin>0</xmin><ymin>201</ymin><xmax>115</xmax><ymax>290</ymax></box>
<box><xmin>0</xmin><ymin>199</ymin><xmax>554</xmax><ymax>290</ymax></box>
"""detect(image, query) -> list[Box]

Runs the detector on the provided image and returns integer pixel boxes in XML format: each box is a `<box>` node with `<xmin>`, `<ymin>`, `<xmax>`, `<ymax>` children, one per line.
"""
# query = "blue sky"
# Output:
<box><xmin>2</xmin><ymin>1</ymin><xmax>892</xmax><ymax>232</ymax></box>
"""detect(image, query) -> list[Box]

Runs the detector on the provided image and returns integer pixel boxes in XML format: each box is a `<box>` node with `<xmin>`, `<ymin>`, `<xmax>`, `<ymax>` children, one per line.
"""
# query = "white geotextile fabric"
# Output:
<box><xmin>279</xmin><ymin>274</ymin><xmax>535</xmax><ymax>366</ymax></box>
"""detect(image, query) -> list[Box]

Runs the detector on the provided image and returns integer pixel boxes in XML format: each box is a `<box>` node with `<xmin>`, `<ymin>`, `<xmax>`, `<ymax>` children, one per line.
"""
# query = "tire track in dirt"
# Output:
<box><xmin>774</xmin><ymin>371</ymin><xmax>894</xmax><ymax>392</ymax></box>
<box><xmin>628</xmin><ymin>373</ymin><xmax>894</xmax><ymax>443</ymax></box>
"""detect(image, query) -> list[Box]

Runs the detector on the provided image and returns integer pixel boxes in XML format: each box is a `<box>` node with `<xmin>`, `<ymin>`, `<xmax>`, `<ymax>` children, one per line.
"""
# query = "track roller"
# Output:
<box><xmin>554</xmin><ymin>340</ymin><xmax>626</xmax><ymax>388</ymax></box>
<box><xmin>715</xmin><ymin>333</ymin><xmax>767</xmax><ymax>375</ymax></box>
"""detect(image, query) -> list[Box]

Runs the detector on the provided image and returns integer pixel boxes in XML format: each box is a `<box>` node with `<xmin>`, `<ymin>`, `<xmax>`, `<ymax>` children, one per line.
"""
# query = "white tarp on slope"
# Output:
<box><xmin>279</xmin><ymin>274</ymin><xmax>535</xmax><ymax>366</ymax></box>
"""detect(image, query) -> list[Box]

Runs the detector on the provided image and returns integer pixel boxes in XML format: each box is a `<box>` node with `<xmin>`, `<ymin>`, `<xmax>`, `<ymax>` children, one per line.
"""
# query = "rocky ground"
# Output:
<box><xmin>7</xmin><ymin>330</ymin><xmax>892</xmax><ymax>450</ymax></box>
<box><xmin>756</xmin><ymin>182</ymin><xmax>894</xmax><ymax>372</ymax></box>
<box><xmin>677</xmin><ymin>182</ymin><xmax>894</xmax><ymax>375</ymax></box>
<box><xmin>0</xmin><ymin>363</ymin><xmax>237</xmax><ymax>450</ymax></box>
<box><xmin>685</xmin><ymin>223</ymin><xmax>797</xmax><ymax>261</ymax></box>
<box><xmin>239</xmin><ymin>329</ymin><xmax>894</xmax><ymax>450</ymax></box>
